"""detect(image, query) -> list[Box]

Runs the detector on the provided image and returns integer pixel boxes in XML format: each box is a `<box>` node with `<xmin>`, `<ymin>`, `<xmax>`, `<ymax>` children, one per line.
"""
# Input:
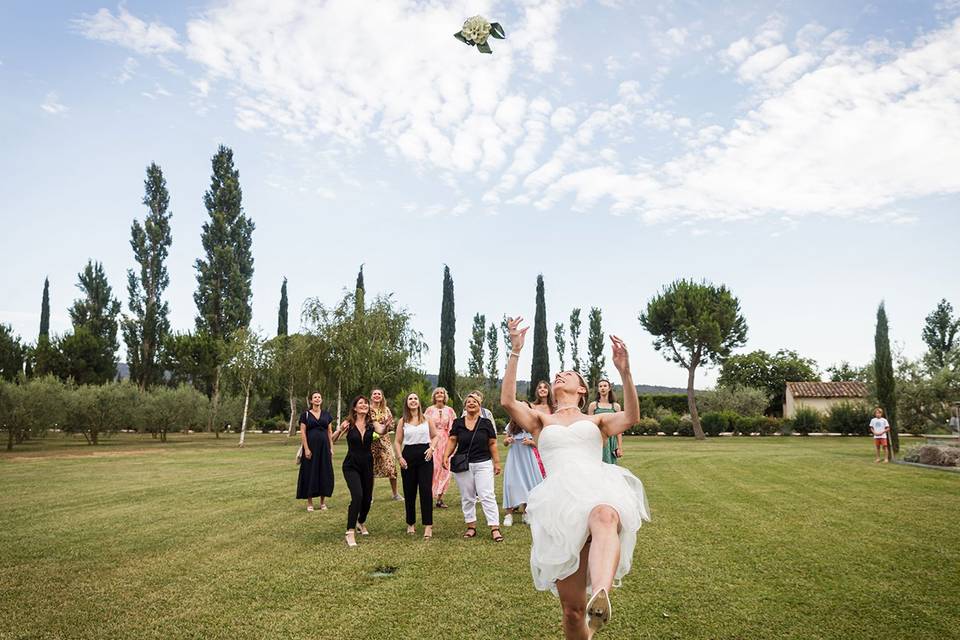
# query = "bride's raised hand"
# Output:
<box><xmin>507</xmin><ymin>316</ymin><xmax>529</xmax><ymax>353</ymax></box>
<box><xmin>611</xmin><ymin>335</ymin><xmax>630</xmax><ymax>372</ymax></box>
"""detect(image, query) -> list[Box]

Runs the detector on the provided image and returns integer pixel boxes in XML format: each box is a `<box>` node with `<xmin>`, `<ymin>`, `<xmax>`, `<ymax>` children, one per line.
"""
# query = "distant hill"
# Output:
<box><xmin>421</xmin><ymin>373</ymin><xmax>690</xmax><ymax>396</ymax></box>
<box><xmin>114</xmin><ymin>365</ymin><xmax>691</xmax><ymax>395</ymax></box>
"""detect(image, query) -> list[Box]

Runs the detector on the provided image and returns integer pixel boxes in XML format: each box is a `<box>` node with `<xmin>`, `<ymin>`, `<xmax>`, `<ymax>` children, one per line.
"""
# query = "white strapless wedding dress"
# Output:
<box><xmin>526</xmin><ymin>420</ymin><xmax>651</xmax><ymax>594</ymax></box>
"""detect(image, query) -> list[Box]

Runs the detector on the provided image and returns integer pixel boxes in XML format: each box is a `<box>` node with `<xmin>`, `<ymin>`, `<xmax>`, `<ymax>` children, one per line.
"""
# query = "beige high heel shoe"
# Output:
<box><xmin>345</xmin><ymin>531</ymin><xmax>358</xmax><ymax>547</ymax></box>
<box><xmin>585</xmin><ymin>588</ymin><xmax>611</xmax><ymax>636</ymax></box>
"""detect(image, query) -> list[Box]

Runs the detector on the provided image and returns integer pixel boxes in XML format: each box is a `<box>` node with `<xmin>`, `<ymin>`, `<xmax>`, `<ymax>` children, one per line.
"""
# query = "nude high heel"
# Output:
<box><xmin>585</xmin><ymin>588</ymin><xmax>611</xmax><ymax>635</ymax></box>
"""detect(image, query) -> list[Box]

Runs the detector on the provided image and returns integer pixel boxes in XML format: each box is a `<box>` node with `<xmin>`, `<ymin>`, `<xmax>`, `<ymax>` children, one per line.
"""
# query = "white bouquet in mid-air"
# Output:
<box><xmin>454</xmin><ymin>15</ymin><xmax>505</xmax><ymax>54</ymax></box>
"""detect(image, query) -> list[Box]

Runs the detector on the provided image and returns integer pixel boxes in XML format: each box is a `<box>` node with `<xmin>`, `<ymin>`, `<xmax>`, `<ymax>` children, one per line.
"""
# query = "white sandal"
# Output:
<box><xmin>585</xmin><ymin>588</ymin><xmax>611</xmax><ymax>635</ymax></box>
<box><xmin>306</xmin><ymin>505</ymin><xmax>314</xmax><ymax>512</ymax></box>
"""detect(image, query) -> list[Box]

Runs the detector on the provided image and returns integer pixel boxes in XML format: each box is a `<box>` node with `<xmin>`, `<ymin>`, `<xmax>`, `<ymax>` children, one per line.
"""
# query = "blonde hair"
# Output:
<box><xmin>570</xmin><ymin>371</ymin><xmax>589</xmax><ymax>410</ymax></box>
<box><xmin>431</xmin><ymin>387</ymin><xmax>449</xmax><ymax>404</ymax></box>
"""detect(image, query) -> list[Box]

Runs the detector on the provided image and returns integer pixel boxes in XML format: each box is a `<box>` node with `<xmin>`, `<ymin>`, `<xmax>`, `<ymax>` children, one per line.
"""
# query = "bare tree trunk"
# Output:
<box><xmin>210</xmin><ymin>365</ymin><xmax>222</xmax><ymax>439</ymax></box>
<box><xmin>239</xmin><ymin>382</ymin><xmax>251</xmax><ymax>447</ymax></box>
<box><xmin>687</xmin><ymin>362</ymin><xmax>705</xmax><ymax>440</ymax></box>
<box><xmin>6</xmin><ymin>427</ymin><xmax>13</xmax><ymax>451</ymax></box>
<box><xmin>336</xmin><ymin>380</ymin><xmax>342</xmax><ymax>425</ymax></box>
<box><xmin>287</xmin><ymin>385</ymin><xmax>297</xmax><ymax>437</ymax></box>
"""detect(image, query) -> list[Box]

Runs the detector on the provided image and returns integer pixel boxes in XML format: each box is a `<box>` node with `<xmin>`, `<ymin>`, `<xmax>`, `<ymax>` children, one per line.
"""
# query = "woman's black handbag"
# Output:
<box><xmin>450</xmin><ymin>421</ymin><xmax>480</xmax><ymax>473</ymax></box>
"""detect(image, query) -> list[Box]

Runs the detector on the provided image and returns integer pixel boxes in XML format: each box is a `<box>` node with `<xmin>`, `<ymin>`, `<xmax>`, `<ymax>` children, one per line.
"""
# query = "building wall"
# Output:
<box><xmin>783</xmin><ymin>392</ymin><xmax>865</xmax><ymax>418</ymax></box>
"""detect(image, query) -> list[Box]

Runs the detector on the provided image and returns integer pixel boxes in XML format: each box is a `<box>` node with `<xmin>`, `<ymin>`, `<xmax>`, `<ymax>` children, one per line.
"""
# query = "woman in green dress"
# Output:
<box><xmin>588</xmin><ymin>379</ymin><xmax>622</xmax><ymax>464</ymax></box>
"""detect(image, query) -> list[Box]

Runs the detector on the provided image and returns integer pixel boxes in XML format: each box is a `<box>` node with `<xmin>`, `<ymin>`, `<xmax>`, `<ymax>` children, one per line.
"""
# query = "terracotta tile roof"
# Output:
<box><xmin>786</xmin><ymin>381</ymin><xmax>868</xmax><ymax>398</ymax></box>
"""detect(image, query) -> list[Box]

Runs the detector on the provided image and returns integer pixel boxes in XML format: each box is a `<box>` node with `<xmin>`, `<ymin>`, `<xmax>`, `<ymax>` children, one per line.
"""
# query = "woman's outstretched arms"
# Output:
<box><xmin>597</xmin><ymin>335</ymin><xmax>640</xmax><ymax>438</ymax></box>
<box><xmin>499</xmin><ymin>316</ymin><xmax>542</xmax><ymax>434</ymax></box>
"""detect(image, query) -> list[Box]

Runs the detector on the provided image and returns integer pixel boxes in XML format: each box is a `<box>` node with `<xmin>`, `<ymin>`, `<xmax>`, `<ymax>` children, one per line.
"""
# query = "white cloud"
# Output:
<box><xmin>40</xmin><ymin>92</ymin><xmax>68</xmax><ymax>115</ymax></box>
<box><xmin>116</xmin><ymin>56</ymin><xmax>138</xmax><ymax>83</ymax></box>
<box><xmin>73</xmin><ymin>7</ymin><xmax>181</xmax><ymax>55</ymax></box>
<box><xmin>535</xmin><ymin>18</ymin><xmax>960</xmax><ymax>222</ymax></box>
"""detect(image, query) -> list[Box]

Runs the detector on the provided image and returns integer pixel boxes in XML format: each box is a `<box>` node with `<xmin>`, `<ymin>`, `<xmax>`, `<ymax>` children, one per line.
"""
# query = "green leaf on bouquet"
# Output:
<box><xmin>477</xmin><ymin>41</ymin><xmax>492</xmax><ymax>54</ymax></box>
<box><xmin>490</xmin><ymin>22</ymin><xmax>505</xmax><ymax>39</ymax></box>
<box><xmin>454</xmin><ymin>31</ymin><xmax>470</xmax><ymax>44</ymax></box>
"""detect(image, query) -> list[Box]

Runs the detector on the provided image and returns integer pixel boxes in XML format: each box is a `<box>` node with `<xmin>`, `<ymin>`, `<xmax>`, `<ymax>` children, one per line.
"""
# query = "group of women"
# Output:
<box><xmin>295</xmin><ymin>379</ymin><xmax>627</xmax><ymax>547</ymax></box>
<box><xmin>295</xmin><ymin>319</ymin><xmax>648</xmax><ymax>639</ymax></box>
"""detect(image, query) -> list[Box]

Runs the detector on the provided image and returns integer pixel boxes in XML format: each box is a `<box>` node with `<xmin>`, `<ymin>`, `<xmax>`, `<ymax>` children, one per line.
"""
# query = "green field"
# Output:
<box><xmin>1</xmin><ymin>433</ymin><xmax>958</xmax><ymax>639</ymax></box>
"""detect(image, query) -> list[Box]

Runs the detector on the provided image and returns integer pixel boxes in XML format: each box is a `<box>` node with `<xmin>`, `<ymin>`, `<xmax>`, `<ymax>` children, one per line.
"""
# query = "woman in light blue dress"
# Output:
<box><xmin>501</xmin><ymin>412</ymin><xmax>546</xmax><ymax>527</ymax></box>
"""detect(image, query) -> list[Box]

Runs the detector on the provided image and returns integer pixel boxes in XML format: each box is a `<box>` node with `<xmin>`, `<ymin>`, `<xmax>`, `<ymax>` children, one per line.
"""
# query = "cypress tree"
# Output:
<box><xmin>874</xmin><ymin>302</ymin><xmax>899</xmax><ymax>453</ymax></box>
<box><xmin>468</xmin><ymin>313</ymin><xmax>486</xmax><ymax>377</ymax></box>
<box><xmin>194</xmin><ymin>145</ymin><xmax>255</xmax><ymax>435</ymax></box>
<box><xmin>39</xmin><ymin>277</ymin><xmax>50</xmax><ymax>339</ymax></box>
<box><xmin>438</xmin><ymin>265</ymin><xmax>457</xmax><ymax>405</ymax></box>
<box><xmin>278</xmin><ymin>278</ymin><xmax>289</xmax><ymax>336</ymax></box>
<box><xmin>354</xmin><ymin>265</ymin><xmax>365</xmax><ymax>317</ymax></box>
<box><xmin>587</xmin><ymin>307</ymin><xmax>606</xmax><ymax>390</ymax></box>
<box><xmin>529</xmin><ymin>274</ymin><xmax>550</xmax><ymax>398</ymax></box>
<box><xmin>123</xmin><ymin>163</ymin><xmax>173</xmax><ymax>390</ymax></box>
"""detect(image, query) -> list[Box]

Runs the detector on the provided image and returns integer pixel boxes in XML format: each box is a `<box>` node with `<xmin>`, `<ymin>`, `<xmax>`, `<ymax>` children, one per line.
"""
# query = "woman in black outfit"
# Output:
<box><xmin>332</xmin><ymin>395</ymin><xmax>388</xmax><ymax>547</ymax></box>
<box><xmin>296</xmin><ymin>391</ymin><xmax>335</xmax><ymax>512</ymax></box>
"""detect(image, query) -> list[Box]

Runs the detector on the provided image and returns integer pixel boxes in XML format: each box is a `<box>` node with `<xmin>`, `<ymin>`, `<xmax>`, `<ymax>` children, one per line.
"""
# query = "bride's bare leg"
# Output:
<box><xmin>587</xmin><ymin>505</ymin><xmax>621</xmax><ymax>593</ymax></box>
<box><xmin>556</xmin><ymin>544</ymin><xmax>591</xmax><ymax>640</ymax></box>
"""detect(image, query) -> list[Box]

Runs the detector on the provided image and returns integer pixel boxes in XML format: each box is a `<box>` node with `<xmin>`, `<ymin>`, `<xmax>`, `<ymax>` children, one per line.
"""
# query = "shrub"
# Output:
<box><xmin>825</xmin><ymin>403</ymin><xmax>873</xmax><ymax>435</ymax></box>
<box><xmin>697</xmin><ymin>387</ymin><xmax>768</xmax><ymax>417</ymax></box>
<box><xmin>701</xmin><ymin>410</ymin><xmax>741</xmax><ymax>436</ymax></box>
<box><xmin>659</xmin><ymin>413</ymin><xmax>680</xmax><ymax>435</ymax></box>
<box><xmin>789</xmin><ymin>407</ymin><xmax>823</xmax><ymax>435</ymax></box>
<box><xmin>639</xmin><ymin>394</ymin><xmax>689</xmax><ymax>417</ymax></box>
<box><xmin>631</xmin><ymin>417</ymin><xmax>660</xmax><ymax>435</ymax></box>
<box><xmin>676</xmin><ymin>414</ymin><xmax>694</xmax><ymax>437</ymax></box>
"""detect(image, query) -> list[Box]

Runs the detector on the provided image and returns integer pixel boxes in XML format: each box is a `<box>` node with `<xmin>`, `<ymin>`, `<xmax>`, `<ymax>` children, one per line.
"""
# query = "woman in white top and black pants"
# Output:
<box><xmin>394</xmin><ymin>393</ymin><xmax>439</xmax><ymax>538</ymax></box>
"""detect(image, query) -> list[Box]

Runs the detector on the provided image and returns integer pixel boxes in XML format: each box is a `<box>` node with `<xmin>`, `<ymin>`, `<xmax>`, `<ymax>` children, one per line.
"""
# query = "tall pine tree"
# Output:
<box><xmin>554</xmin><ymin>322</ymin><xmax>566</xmax><ymax>370</ymax></box>
<box><xmin>587</xmin><ymin>307</ymin><xmax>606</xmax><ymax>390</ymax></box>
<box><xmin>874</xmin><ymin>302</ymin><xmax>899</xmax><ymax>453</ymax></box>
<box><xmin>39</xmin><ymin>277</ymin><xmax>50</xmax><ymax>339</ymax></box>
<box><xmin>194</xmin><ymin>145</ymin><xmax>255</xmax><ymax>435</ymax></box>
<box><xmin>468</xmin><ymin>313</ymin><xmax>486</xmax><ymax>377</ymax></box>
<box><xmin>486</xmin><ymin>323</ymin><xmax>499</xmax><ymax>385</ymax></box>
<box><xmin>278</xmin><ymin>278</ymin><xmax>289</xmax><ymax>336</ymax></box>
<box><xmin>438</xmin><ymin>265</ymin><xmax>457</xmax><ymax>405</ymax></box>
<box><xmin>569</xmin><ymin>308</ymin><xmax>583</xmax><ymax>376</ymax></box>
<box><xmin>529</xmin><ymin>274</ymin><xmax>550</xmax><ymax>398</ymax></box>
<box><xmin>123</xmin><ymin>163</ymin><xmax>173</xmax><ymax>390</ymax></box>
<box><xmin>69</xmin><ymin>260</ymin><xmax>121</xmax><ymax>383</ymax></box>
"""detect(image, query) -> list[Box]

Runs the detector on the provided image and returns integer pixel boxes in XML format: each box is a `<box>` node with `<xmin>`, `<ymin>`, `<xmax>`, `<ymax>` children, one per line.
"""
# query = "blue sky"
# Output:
<box><xmin>1</xmin><ymin>0</ymin><xmax>958</xmax><ymax>388</ymax></box>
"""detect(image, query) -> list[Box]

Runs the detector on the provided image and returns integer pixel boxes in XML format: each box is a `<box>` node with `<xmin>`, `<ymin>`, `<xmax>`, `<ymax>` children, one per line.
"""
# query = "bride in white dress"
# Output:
<box><xmin>500</xmin><ymin>316</ymin><xmax>650</xmax><ymax>640</ymax></box>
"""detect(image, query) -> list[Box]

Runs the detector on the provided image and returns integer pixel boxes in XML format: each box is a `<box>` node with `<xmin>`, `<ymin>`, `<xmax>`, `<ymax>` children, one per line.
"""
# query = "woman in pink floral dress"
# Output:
<box><xmin>424</xmin><ymin>387</ymin><xmax>457</xmax><ymax>509</ymax></box>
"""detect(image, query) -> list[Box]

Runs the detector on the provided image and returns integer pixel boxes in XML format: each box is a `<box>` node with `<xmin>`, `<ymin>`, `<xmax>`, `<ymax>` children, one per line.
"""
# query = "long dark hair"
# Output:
<box><xmin>595</xmin><ymin>379</ymin><xmax>617</xmax><ymax>407</ymax></box>
<box><xmin>348</xmin><ymin>395</ymin><xmax>370</xmax><ymax>427</ymax></box>
<box><xmin>532</xmin><ymin>379</ymin><xmax>556</xmax><ymax>413</ymax></box>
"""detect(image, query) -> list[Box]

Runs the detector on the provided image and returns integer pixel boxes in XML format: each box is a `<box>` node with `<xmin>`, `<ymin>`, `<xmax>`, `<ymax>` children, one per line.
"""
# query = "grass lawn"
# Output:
<box><xmin>1</xmin><ymin>433</ymin><xmax>958</xmax><ymax>639</ymax></box>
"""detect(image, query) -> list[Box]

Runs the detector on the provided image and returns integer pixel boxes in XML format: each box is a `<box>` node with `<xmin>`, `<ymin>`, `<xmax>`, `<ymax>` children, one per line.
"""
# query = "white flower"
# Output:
<box><xmin>462</xmin><ymin>15</ymin><xmax>491</xmax><ymax>45</ymax></box>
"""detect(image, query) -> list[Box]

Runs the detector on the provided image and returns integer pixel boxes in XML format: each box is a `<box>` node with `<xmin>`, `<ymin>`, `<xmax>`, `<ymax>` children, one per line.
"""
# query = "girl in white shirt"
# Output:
<box><xmin>394</xmin><ymin>393</ymin><xmax>439</xmax><ymax>538</ymax></box>
<box><xmin>869</xmin><ymin>407</ymin><xmax>891</xmax><ymax>463</ymax></box>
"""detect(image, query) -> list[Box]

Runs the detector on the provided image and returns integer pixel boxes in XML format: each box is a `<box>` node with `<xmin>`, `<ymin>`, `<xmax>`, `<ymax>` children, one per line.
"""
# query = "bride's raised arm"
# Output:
<box><xmin>499</xmin><ymin>316</ymin><xmax>542</xmax><ymax>434</ymax></box>
<box><xmin>597</xmin><ymin>335</ymin><xmax>640</xmax><ymax>437</ymax></box>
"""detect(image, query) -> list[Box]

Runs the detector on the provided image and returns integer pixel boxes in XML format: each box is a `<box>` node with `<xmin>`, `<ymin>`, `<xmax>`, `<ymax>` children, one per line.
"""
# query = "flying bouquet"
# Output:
<box><xmin>454</xmin><ymin>15</ymin><xmax>505</xmax><ymax>54</ymax></box>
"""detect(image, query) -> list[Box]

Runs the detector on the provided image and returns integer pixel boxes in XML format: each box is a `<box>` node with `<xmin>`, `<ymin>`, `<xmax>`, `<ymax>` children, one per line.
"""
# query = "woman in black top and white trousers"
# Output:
<box><xmin>443</xmin><ymin>391</ymin><xmax>503</xmax><ymax>541</ymax></box>
<box><xmin>332</xmin><ymin>395</ymin><xmax>388</xmax><ymax>547</ymax></box>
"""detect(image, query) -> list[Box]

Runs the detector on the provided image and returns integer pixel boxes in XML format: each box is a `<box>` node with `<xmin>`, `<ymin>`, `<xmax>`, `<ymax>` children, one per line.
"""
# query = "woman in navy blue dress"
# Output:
<box><xmin>296</xmin><ymin>392</ymin><xmax>335</xmax><ymax>511</ymax></box>
<box><xmin>332</xmin><ymin>395</ymin><xmax>388</xmax><ymax>547</ymax></box>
